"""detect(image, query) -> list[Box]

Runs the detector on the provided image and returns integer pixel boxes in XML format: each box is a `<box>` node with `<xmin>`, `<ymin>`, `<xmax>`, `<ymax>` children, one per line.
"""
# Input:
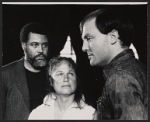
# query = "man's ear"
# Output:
<box><xmin>21</xmin><ymin>42</ymin><xmax>26</xmax><ymax>51</ymax></box>
<box><xmin>108</xmin><ymin>29</ymin><xmax>119</xmax><ymax>45</ymax></box>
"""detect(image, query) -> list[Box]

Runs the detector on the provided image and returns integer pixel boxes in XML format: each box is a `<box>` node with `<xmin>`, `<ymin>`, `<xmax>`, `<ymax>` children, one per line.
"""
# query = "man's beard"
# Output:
<box><xmin>27</xmin><ymin>54</ymin><xmax>48</xmax><ymax>70</ymax></box>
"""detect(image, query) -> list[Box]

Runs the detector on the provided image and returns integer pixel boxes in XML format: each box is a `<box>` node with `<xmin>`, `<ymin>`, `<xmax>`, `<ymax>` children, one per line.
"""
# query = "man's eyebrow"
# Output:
<box><xmin>82</xmin><ymin>34</ymin><xmax>90</xmax><ymax>39</ymax></box>
<box><xmin>30</xmin><ymin>42</ymin><xmax>39</xmax><ymax>44</ymax></box>
<box><xmin>42</xmin><ymin>42</ymin><xmax>48</xmax><ymax>44</ymax></box>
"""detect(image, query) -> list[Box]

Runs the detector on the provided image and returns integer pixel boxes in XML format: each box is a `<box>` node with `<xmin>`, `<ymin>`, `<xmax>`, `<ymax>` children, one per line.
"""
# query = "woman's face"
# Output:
<box><xmin>51</xmin><ymin>61</ymin><xmax>77</xmax><ymax>96</ymax></box>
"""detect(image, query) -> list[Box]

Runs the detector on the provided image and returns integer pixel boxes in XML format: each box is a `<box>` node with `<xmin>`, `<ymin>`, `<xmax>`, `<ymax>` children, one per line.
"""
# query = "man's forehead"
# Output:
<box><xmin>29</xmin><ymin>32</ymin><xmax>47</xmax><ymax>37</ymax></box>
<box><xmin>28</xmin><ymin>32</ymin><xmax>48</xmax><ymax>42</ymax></box>
<box><xmin>82</xmin><ymin>20</ymin><xmax>96</xmax><ymax>39</ymax></box>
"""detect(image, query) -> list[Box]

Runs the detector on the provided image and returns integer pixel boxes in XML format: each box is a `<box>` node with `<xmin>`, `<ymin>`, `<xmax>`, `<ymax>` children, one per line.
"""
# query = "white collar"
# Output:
<box><xmin>43</xmin><ymin>93</ymin><xmax>85</xmax><ymax>108</ymax></box>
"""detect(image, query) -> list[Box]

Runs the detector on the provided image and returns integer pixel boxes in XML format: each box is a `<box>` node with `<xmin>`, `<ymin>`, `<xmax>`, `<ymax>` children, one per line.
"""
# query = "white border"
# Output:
<box><xmin>2</xmin><ymin>2</ymin><xmax>148</xmax><ymax>5</ymax></box>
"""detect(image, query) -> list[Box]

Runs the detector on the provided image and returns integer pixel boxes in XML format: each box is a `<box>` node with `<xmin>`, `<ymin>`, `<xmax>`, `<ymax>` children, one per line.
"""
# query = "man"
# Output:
<box><xmin>80</xmin><ymin>8</ymin><xmax>147</xmax><ymax>120</ymax></box>
<box><xmin>2</xmin><ymin>22</ymin><xmax>50</xmax><ymax>120</ymax></box>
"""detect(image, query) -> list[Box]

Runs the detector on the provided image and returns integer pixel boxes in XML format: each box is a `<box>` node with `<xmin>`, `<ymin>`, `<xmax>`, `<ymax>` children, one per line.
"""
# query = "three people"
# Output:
<box><xmin>2</xmin><ymin>22</ymin><xmax>50</xmax><ymax>120</ymax></box>
<box><xmin>2</xmin><ymin>7</ymin><xmax>147</xmax><ymax>120</ymax></box>
<box><xmin>80</xmin><ymin>8</ymin><xmax>147</xmax><ymax>120</ymax></box>
<box><xmin>28</xmin><ymin>57</ymin><xmax>95</xmax><ymax>120</ymax></box>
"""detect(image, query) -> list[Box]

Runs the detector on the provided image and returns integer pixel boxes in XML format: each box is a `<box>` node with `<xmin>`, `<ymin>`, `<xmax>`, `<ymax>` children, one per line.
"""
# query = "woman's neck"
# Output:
<box><xmin>54</xmin><ymin>94</ymin><xmax>75</xmax><ymax>120</ymax></box>
<box><xmin>55</xmin><ymin>94</ymin><xmax>75</xmax><ymax>111</ymax></box>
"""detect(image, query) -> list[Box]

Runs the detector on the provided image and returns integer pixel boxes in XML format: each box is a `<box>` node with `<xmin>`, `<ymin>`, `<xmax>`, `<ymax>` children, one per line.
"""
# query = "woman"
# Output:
<box><xmin>28</xmin><ymin>57</ymin><xmax>95</xmax><ymax>120</ymax></box>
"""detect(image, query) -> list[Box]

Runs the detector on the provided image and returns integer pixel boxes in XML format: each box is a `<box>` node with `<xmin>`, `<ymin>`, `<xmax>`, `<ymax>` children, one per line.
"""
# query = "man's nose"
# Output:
<box><xmin>82</xmin><ymin>41</ymin><xmax>88</xmax><ymax>52</ymax></box>
<box><xmin>38</xmin><ymin>45</ymin><xmax>43</xmax><ymax>53</ymax></box>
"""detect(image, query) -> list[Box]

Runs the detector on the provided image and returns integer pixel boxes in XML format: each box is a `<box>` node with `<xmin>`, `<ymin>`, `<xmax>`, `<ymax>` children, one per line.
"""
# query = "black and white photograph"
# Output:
<box><xmin>1</xmin><ymin>1</ymin><xmax>149</xmax><ymax>120</ymax></box>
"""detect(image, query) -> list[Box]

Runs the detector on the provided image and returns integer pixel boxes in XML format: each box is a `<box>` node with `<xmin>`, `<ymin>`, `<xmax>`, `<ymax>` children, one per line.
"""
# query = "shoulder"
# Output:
<box><xmin>73</xmin><ymin>103</ymin><xmax>96</xmax><ymax>120</ymax></box>
<box><xmin>28</xmin><ymin>104</ymin><xmax>48</xmax><ymax>120</ymax></box>
<box><xmin>28</xmin><ymin>94</ymin><xmax>55</xmax><ymax>120</ymax></box>
<box><xmin>83</xmin><ymin>103</ymin><xmax>95</xmax><ymax>111</ymax></box>
<box><xmin>67</xmin><ymin>101</ymin><xmax>96</xmax><ymax>120</ymax></box>
<box><xmin>2</xmin><ymin>58</ymin><xmax>25</xmax><ymax>85</ymax></box>
<box><xmin>2</xmin><ymin>58</ymin><xmax>24</xmax><ymax>72</ymax></box>
<box><xmin>81</xmin><ymin>102</ymin><xmax>96</xmax><ymax>116</ymax></box>
<box><xmin>79</xmin><ymin>95</ymin><xmax>95</xmax><ymax>113</ymax></box>
<box><xmin>115</xmin><ymin>57</ymin><xmax>146</xmax><ymax>79</ymax></box>
<box><xmin>2</xmin><ymin>59</ymin><xmax>22</xmax><ymax>79</ymax></box>
<box><xmin>107</xmin><ymin>70</ymin><xmax>141</xmax><ymax>91</ymax></box>
<box><xmin>108</xmin><ymin>68</ymin><xmax>146</xmax><ymax>87</ymax></box>
<box><xmin>108</xmin><ymin>53</ymin><xmax>147</xmax><ymax>85</ymax></box>
<box><xmin>106</xmin><ymin>69</ymin><xmax>146</xmax><ymax>101</ymax></box>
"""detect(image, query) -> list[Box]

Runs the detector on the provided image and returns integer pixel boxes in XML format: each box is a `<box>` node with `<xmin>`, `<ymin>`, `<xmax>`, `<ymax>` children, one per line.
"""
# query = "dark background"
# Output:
<box><xmin>2</xmin><ymin>4</ymin><xmax>147</xmax><ymax>108</ymax></box>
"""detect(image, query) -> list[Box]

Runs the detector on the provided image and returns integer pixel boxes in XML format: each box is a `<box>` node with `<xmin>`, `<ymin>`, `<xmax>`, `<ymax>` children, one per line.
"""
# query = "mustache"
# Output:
<box><xmin>34</xmin><ymin>54</ymin><xmax>47</xmax><ymax>59</ymax></box>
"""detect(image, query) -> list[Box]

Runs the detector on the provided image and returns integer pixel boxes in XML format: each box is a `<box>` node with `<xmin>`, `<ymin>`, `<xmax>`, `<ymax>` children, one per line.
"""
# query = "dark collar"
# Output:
<box><xmin>103</xmin><ymin>49</ymin><xmax>135</xmax><ymax>79</ymax></box>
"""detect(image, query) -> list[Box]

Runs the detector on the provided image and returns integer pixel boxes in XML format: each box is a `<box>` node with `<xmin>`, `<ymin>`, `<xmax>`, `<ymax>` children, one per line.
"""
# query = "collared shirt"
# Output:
<box><xmin>97</xmin><ymin>49</ymin><xmax>147</xmax><ymax>120</ymax></box>
<box><xmin>28</xmin><ymin>93</ymin><xmax>95</xmax><ymax>120</ymax></box>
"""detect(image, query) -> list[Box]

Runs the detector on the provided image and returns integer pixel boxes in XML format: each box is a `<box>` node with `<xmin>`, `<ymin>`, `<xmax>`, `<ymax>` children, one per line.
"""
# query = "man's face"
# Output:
<box><xmin>23</xmin><ymin>32</ymin><xmax>49</xmax><ymax>69</ymax></box>
<box><xmin>81</xmin><ymin>18</ymin><xmax>110</xmax><ymax>67</ymax></box>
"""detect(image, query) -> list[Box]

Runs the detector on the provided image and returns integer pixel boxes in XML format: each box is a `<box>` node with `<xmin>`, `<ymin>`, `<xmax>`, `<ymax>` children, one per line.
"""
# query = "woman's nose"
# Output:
<box><xmin>64</xmin><ymin>75</ymin><xmax>69</xmax><ymax>82</ymax></box>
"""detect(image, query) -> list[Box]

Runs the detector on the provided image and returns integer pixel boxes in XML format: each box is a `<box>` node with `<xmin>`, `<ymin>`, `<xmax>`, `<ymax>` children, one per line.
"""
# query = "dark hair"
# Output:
<box><xmin>20</xmin><ymin>22</ymin><xmax>49</xmax><ymax>43</ymax></box>
<box><xmin>80</xmin><ymin>8</ymin><xmax>135</xmax><ymax>47</ymax></box>
<box><xmin>47</xmin><ymin>56</ymin><xmax>83</xmax><ymax>108</ymax></box>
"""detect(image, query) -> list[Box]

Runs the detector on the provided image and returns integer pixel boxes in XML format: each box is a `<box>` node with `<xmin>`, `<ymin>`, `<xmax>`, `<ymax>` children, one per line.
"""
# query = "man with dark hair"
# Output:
<box><xmin>80</xmin><ymin>8</ymin><xmax>147</xmax><ymax>120</ymax></box>
<box><xmin>2</xmin><ymin>22</ymin><xmax>50</xmax><ymax>120</ymax></box>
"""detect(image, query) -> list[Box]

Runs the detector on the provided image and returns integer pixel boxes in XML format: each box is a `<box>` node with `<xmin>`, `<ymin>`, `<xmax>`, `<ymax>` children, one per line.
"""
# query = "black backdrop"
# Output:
<box><xmin>2</xmin><ymin>4</ymin><xmax>147</xmax><ymax>108</ymax></box>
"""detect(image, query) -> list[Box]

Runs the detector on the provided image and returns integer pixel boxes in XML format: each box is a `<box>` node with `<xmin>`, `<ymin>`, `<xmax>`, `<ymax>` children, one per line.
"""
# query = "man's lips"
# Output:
<box><xmin>88</xmin><ymin>54</ymin><xmax>92</xmax><ymax>56</ymax></box>
<box><xmin>87</xmin><ymin>53</ymin><xmax>93</xmax><ymax>59</ymax></box>
<box><xmin>35</xmin><ymin>55</ymin><xmax>45</xmax><ymax>60</ymax></box>
<box><xmin>62</xmin><ymin>85</ymin><xmax>71</xmax><ymax>87</ymax></box>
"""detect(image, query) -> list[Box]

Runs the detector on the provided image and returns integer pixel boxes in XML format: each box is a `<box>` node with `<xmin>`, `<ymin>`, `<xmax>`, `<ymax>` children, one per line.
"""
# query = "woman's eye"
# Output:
<box><xmin>57</xmin><ymin>73</ymin><xmax>63</xmax><ymax>76</ymax></box>
<box><xmin>87</xmin><ymin>37</ymin><xmax>90</xmax><ymax>40</ymax></box>
<box><xmin>69</xmin><ymin>72</ymin><xmax>75</xmax><ymax>76</ymax></box>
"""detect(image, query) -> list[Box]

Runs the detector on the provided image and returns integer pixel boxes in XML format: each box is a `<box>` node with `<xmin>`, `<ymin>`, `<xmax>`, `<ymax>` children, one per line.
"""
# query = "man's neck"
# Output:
<box><xmin>108</xmin><ymin>46</ymin><xmax>128</xmax><ymax>65</ymax></box>
<box><xmin>24</xmin><ymin>59</ymin><xmax>41</xmax><ymax>73</ymax></box>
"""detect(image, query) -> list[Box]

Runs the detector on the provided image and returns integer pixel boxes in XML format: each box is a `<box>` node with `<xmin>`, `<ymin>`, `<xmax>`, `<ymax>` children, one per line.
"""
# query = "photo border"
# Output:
<box><xmin>0</xmin><ymin>0</ymin><xmax>149</xmax><ymax>121</ymax></box>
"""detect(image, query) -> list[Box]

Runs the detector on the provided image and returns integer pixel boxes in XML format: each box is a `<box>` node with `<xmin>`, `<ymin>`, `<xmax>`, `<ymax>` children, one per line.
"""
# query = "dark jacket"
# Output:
<box><xmin>2</xmin><ymin>58</ymin><xmax>49</xmax><ymax>120</ymax></box>
<box><xmin>97</xmin><ymin>49</ymin><xmax>147</xmax><ymax>120</ymax></box>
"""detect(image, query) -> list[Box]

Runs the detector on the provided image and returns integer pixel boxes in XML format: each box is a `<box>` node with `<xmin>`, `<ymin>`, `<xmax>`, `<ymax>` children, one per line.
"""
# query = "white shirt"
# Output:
<box><xmin>28</xmin><ymin>93</ymin><xmax>95</xmax><ymax>120</ymax></box>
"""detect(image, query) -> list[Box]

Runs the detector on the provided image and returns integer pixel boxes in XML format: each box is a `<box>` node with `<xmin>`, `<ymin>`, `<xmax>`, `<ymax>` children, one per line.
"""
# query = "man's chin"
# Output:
<box><xmin>90</xmin><ymin>60</ymin><xmax>97</xmax><ymax>67</ymax></box>
<box><xmin>89</xmin><ymin>59</ymin><xmax>94</xmax><ymax>65</ymax></box>
<box><xmin>90</xmin><ymin>62</ymin><xmax>95</xmax><ymax>67</ymax></box>
<box><xmin>33</xmin><ymin>60</ymin><xmax>47</xmax><ymax>70</ymax></box>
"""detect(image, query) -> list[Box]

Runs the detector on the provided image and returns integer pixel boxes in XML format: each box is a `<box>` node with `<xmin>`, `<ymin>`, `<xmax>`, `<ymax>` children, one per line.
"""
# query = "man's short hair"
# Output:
<box><xmin>20</xmin><ymin>22</ymin><xmax>49</xmax><ymax>43</ymax></box>
<box><xmin>80</xmin><ymin>8</ymin><xmax>135</xmax><ymax>47</ymax></box>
